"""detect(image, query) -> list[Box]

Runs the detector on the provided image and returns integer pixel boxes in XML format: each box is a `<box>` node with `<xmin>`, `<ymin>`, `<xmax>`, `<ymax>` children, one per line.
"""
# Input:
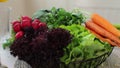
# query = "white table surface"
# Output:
<box><xmin>99</xmin><ymin>47</ymin><xmax>120</xmax><ymax>68</ymax></box>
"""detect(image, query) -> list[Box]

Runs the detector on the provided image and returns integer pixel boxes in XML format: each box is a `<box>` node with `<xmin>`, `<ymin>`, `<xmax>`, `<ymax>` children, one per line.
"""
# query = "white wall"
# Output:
<box><xmin>75</xmin><ymin>0</ymin><xmax>120</xmax><ymax>8</ymax></box>
<box><xmin>25</xmin><ymin>0</ymin><xmax>69</xmax><ymax>16</ymax></box>
<box><xmin>73</xmin><ymin>0</ymin><xmax>120</xmax><ymax>23</ymax></box>
<box><xmin>0</xmin><ymin>0</ymin><xmax>26</xmax><ymax>20</ymax></box>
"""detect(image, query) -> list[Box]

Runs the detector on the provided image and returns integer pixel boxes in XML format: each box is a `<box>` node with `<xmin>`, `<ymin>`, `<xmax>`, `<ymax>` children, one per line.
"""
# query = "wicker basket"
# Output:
<box><xmin>14</xmin><ymin>47</ymin><xmax>113</xmax><ymax>68</ymax></box>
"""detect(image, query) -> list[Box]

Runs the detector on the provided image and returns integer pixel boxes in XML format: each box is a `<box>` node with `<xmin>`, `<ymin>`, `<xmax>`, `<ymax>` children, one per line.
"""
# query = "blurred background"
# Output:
<box><xmin>0</xmin><ymin>0</ymin><xmax>120</xmax><ymax>23</ymax></box>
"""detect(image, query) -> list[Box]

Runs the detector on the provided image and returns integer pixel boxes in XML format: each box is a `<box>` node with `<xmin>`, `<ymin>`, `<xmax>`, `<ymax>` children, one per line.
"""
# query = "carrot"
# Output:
<box><xmin>86</xmin><ymin>26</ymin><xmax>119</xmax><ymax>46</ymax></box>
<box><xmin>91</xmin><ymin>13</ymin><xmax>120</xmax><ymax>37</ymax></box>
<box><xmin>85</xmin><ymin>20</ymin><xmax>120</xmax><ymax>46</ymax></box>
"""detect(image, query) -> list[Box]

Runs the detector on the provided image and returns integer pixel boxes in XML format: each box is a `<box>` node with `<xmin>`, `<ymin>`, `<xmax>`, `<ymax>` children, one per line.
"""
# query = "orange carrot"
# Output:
<box><xmin>86</xmin><ymin>26</ymin><xmax>119</xmax><ymax>46</ymax></box>
<box><xmin>91</xmin><ymin>13</ymin><xmax>120</xmax><ymax>37</ymax></box>
<box><xmin>85</xmin><ymin>20</ymin><xmax>120</xmax><ymax>46</ymax></box>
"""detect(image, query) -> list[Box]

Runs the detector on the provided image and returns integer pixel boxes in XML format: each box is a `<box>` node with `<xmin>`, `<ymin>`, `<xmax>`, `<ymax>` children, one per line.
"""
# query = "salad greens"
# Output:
<box><xmin>32</xmin><ymin>7</ymin><xmax>87</xmax><ymax>29</ymax></box>
<box><xmin>60</xmin><ymin>24</ymin><xmax>112</xmax><ymax>64</ymax></box>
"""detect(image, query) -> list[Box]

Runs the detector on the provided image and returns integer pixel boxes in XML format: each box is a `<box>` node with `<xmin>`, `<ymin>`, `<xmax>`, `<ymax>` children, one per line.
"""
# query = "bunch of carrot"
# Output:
<box><xmin>85</xmin><ymin>13</ymin><xmax>120</xmax><ymax>47</ymax></box>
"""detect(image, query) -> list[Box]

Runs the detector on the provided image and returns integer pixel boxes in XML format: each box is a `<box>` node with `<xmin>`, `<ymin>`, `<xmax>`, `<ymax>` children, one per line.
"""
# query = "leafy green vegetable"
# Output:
<box><xmin>32</xmin><ymin>7</ymin><xmax>87</xmax><ymax>29</ymax></box>
<box><xmin>113</xmin><ymin>24</ymin><xmax>120</xmax><ymax>30</ymax></box>
<box><xmin>3</xmin><ymin>29</ymin><xmax>15</xmax><ymax>49</ymax></box>
<box><xmin>60</xmin><ymin>24</ymin><xmax>112</xmax><ymax>64</ymax></box>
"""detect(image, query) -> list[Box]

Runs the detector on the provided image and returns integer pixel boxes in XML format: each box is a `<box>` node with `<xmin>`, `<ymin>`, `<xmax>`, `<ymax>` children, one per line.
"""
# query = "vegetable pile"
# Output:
<box><xmin>3</xmin><ymin>7</ymin><xmax>116</xmax><ymax>68</ymax></box>
<box><xmin>10</xmin><ymin>16</ymin><xmax>72</xmax><ymax>68</ymax></box>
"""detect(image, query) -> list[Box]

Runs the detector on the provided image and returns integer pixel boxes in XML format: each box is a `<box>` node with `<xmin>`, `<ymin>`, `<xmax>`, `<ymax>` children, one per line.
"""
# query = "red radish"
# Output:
<box><xmin>21</xmin><ymin>16</ymin><xmax>32</xmax><ymax>21</ymax></box>
<box><xmin>21</xmin><ymin>20</ymin><xmax>31</xmax><ymax>29</ymax></box>
<box><xmin>38</xmin><ymin>23</ymin><xmax>47</xmax><ymax>28</ymax></box>
<box><xmin>13</xmin><ymin>23</ymin><xmax>21</xmax><ymax>32</ymax></box>
<box><xmin>12</xmin><ymin>21</ymin><xmax>21</xmax><ymax>26</ymax></box>
<box><xmin>33</xmin><ymin>19</ymin><xmax>40</xmax><ymax>22</ymax></box>
<box><xmin>32</xmin><ymin>19</ymin><xmax>40</xmax><ymax>30</ymax></box>
<box><xmin>15</xmin><ymin>31</ymin><xmax>24</xmax><ymax>39</ymax></box>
